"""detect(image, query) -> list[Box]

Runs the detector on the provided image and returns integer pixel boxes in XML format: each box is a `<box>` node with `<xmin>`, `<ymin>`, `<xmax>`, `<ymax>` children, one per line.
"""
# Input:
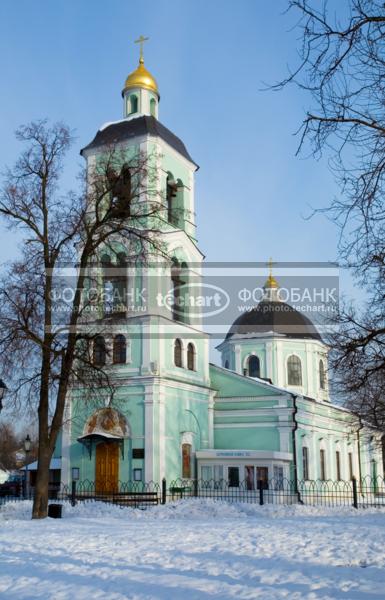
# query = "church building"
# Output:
<box><xmin>60</xmin><ymin>42</ymin><xmax>383</xmax><ymax>492</ymax></box>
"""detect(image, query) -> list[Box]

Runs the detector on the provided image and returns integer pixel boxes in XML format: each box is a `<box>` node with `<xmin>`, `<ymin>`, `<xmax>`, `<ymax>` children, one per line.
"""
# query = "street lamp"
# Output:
<box><xmin>24</xmin><ymin>435</ymin><xmax>31</xmax><ymax>499</ymax></box>
<box><xmin>0</xmin><ymin>379</ymin><xmax>7</xmax><ymax>412</ymax></box>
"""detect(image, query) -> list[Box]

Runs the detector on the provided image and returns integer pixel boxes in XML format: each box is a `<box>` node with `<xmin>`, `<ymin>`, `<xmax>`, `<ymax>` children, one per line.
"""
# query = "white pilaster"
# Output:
<box><xmin>144</xmin><ymin>384</ymin><xmax>154</xmax><ymax>480</ymax></box>
<box><xmin>235</xmin><ymin>344</ymin><xmax>241</xmax><ymax>374</ymax></box>
<box><xmin>158</xmin><ymin>387</ymin><xmax>166</xmax><ymax>480</ymax></box>
<box><xmin>265</xmin><ymin>341</ymin><xmax>273</xmax><ymax>380</ymax></box>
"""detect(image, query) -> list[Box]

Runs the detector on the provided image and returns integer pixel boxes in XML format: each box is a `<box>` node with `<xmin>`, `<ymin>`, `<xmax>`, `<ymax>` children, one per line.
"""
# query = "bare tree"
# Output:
<box><xmin>274</xmin><ymin>0</ymin><xmax>385</xmax><ymax>426</ymax></box>
<box><xmin>0</xmin><ymin>422</ymin><xmax>19</xmax><ymax>471</ymax></box>
<box><xmin>0</xmin><ymin>121</ymin><xmax>165</xmax><ymax>518</ymax></box>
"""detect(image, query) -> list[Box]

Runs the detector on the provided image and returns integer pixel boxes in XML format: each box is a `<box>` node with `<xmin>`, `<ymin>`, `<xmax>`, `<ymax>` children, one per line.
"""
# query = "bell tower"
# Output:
<box><xmin>64</xmin><ymin>39</ymin><xmax>212</xmax><ymax>487</ymax></box>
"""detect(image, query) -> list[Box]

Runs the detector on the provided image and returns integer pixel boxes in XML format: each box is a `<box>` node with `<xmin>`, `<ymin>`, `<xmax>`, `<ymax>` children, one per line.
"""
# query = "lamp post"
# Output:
<box><xmin>0</xmin><ymin>379</ymin><xmax>7</xmax><ymax>413</ymax></box>
<box><xmin>24</xmin><ymin>435</ymin><xmax>31</xmax><ymax>499</ymax></box>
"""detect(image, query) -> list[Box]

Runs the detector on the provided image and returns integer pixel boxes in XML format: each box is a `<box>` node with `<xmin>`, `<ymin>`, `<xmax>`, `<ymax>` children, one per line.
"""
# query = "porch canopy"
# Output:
<box><xmin>77</xmin><ymin>407</ymin><xmax>130</xmax><ymax>458</ymax></box>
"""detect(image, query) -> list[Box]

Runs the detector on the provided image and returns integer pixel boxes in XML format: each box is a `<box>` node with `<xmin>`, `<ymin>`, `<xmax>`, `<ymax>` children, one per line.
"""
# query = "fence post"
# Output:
<box><xmin>161</xmin><ymin>478</ymin><xmax>166</xmax><ymax>505</ymax></box>
<box><xmin>71</xmin><ymin>480</ymin><xmax>77</xmax><ymax>507</ymax></box>
<box><xmin>352</xmin><ymin>477</ymin><xmax>358</xmax><ymax>509</ymax></box>
<box><xmin>259</xmin><ymin>480</ymin><xmax>264</xmax><ymax>506</ymax></box>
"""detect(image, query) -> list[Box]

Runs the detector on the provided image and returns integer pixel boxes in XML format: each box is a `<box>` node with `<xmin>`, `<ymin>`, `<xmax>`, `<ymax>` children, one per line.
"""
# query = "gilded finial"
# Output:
<box><xmin>135</xmin><ymin>35</ymin><xmax>149</xmax><ymax>64</ymax></box>
<box><xmin>265</xmin><ymin>257</ymin><xmax>279</xmax><ymax>289</ymax></box>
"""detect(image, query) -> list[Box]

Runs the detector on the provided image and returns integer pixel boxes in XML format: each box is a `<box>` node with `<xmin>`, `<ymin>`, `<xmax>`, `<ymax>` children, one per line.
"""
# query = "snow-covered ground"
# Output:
<box><xmin>0</xmin><ymin>470</ymin><xmax>8</xmax><ymax>484</ymax></box>
<box><xmin>0</xmin><ymin>499</ymin><xmax>385</xmax><ymax>599</ymax></box>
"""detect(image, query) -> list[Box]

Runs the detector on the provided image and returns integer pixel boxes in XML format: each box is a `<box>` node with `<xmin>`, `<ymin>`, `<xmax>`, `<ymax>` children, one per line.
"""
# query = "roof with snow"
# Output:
<box><xmin>80</xmin><ymin>116</ymin><xmax>198</xmax><ymax>167</ymax></box>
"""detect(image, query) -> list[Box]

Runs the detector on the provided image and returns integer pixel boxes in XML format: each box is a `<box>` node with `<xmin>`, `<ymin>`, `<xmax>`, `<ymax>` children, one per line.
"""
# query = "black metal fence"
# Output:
<box><xmin>1</xmin><ymin>476</ymin><xmax>385</xmax><ymax>509</ymax></box>
<box><xmin>168</xmin><ymin>476</ymin><xmax>385</xmax><ymax>508</ymax></box>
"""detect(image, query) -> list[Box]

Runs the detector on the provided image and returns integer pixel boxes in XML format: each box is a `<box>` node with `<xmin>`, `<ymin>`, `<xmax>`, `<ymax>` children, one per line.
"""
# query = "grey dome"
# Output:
<box><xmin>226</xmin><ymin>300</ymin><xmax>322</xmax><ymax>341</ymax></box>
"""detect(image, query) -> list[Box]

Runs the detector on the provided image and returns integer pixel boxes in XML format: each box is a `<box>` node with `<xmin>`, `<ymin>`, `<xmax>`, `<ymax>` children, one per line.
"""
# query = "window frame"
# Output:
<box><xmin>187</xmin><ymin>342</ymin><xmax>196</xmax><ymax>371</ymax></box>
<box><xmin>247</xmin><ymin>355</ymin><xmax>260</xmax><ymax>378</ymax></box>
<box><xmin>302</xmin><ymin>446</ymin><xmax>309</xmax><ymax>480</ymax></box>
<box><xmin>319</xmin><ymin>359</ymin><xmax>326</xmax><ymax>390</ymax></box>
<box><xmin>93</xmin><ymin>335</ymin><xmax>106</xmax><ymax>366</ymax></box>
<box><xmin>287</xmin><ymin>354</ymin><xmax>303</xmax><ymax>386</ymax></box>
<box><xmin>182</xmin><ymin>443</ymin><xmax>192</xmax><ymax>479</ymax></box>
<box><xmin>113</xmin><ymin>334</ymin><xmax>127</xmax><ymax>364</ymax></box>
<box><xmin>320</xmin><ymin>448</ymin><xmax>326</xmax><ymax>481</ymax></box>
<box><xmin>174</xmin><ymin>338</ymin><xmax>183</xmax><ymax>368</ymax></box>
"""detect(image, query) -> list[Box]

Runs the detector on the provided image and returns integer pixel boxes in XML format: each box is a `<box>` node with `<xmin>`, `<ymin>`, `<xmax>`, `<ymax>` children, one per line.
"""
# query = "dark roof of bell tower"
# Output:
<box><xmin>80</xmin><ymin>116</ymin><xmax>197</xmax><ymax>167</ymax></box>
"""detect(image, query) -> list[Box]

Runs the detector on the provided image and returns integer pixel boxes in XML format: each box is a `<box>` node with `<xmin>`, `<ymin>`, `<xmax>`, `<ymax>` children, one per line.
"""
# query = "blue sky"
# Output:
<box><xmin>0</xmin><ymin>0</ymin><xmax>356</xmax><ymax>356</ymax></box>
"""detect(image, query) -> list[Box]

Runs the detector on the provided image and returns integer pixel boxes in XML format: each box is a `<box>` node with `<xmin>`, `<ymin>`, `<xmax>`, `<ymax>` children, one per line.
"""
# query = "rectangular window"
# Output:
<box><xmin>213</xmin><ymin>465</ymin><xmax>224</xmax><ymax>489</ymax></box>
<box><xmin>214</xmin><ymin>465</ymin><xmax>223</xmax><ymax>481</ymax></box>
<box><xmin>182</xmin><ymin>444</ymin><xmax>192</xmax><ymax>479</ymax></box>
<box><xmin>245</xmin><ymin>465</ymin><xmax>255</xmax><ymax>490</ymax></box>
<box><xmin>320</xmin><ymin>449</ymin><xmax>326</xmax><ymax>481</ymax></box>
<box><xmin>228</xmin><ymin>467</ymin><xmax>239</xmax><ymax>487</ymax></box>
<box><xmin>132</xmin><ymin>448</ymin><xmax>144</xmax><ymax>459</ymax></box>
<box><xmin>336</xmin><ymin>451</ymin><xmax>341</xmax><ymax>481</ymax></box>
<box><xmin>256</xmin><ymin>467</ymin><xmax>268</xmax><ymax>490</ymax></box>
<box><xmin>372</xmin><ymin>460</ymin><xmax>378</xmax><ymax>493</ymax></box>
<box><xmin>201</xmin><ymin>466</ymin><xmax>212</xmax><ymax>481</ymax></box>
<box><xmin>273</xmin><ymin>465</ymin><xmax>284</xmax><ymax>490</ymax></box>
<box><xmin>348</xmin><ymin>452</ymin><xmax>354</xmax><ymax>480</ymax></box>
<box><xmin>133</xmin><ymin>468</ymin><xmax>142</xmax><ymax>481</ymax></box>
<box><xmin>302</xmin><ymin>447</ymin><xmax>309</xmax><ymax>480</ymax></box>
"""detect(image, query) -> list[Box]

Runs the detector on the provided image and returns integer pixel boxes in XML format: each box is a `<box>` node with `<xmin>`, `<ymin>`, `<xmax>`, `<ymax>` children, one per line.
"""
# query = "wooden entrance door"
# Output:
<box><xmin>95</xmin><ymin>442</ymin><xmax>119</xmax><ymax>493</ymax></box>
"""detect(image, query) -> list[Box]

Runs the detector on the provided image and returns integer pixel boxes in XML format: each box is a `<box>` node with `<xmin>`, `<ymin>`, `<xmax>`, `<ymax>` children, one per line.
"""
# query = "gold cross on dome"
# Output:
<box><xmin>135</xmin><ymin>35</ymin><xmax>149</xmax><ymax>62</ymax></box>
<box><xmin>268</xmin><ymin>257</ymin><xmax>275</xmax><ymax>277</ymax></box>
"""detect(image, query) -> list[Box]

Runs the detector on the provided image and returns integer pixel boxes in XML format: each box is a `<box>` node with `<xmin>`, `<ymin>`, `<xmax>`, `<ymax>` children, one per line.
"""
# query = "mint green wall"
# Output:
<box><xmin>162</xmin><ymin>384</ymin><xmax>210</xmax><ymax>481</ymax></box>
<box><xmin>210</xmin><ymin>364</ymin><xmax>279</xmax><ymax>398</ymax></box>
<box><xmin>215</xmin><ymin>428</ymin><xmax>280</xmax><ymax>451</ymax></box>
<box><xmin>53</xmin><ymin>430</ymin><xmax>62</xmax><ymax>459</ymax></box>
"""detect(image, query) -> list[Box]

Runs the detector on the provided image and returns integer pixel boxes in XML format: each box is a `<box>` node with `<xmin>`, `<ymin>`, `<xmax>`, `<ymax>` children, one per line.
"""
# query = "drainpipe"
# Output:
<box><xmin>291</xmin><ymin>394</ymin><xmax>302</xmax><ymax>503</ymax></box>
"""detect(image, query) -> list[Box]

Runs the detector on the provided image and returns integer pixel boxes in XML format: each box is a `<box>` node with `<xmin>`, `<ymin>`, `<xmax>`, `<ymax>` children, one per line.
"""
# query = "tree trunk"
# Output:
<box><xmin>32</xmin><ymin>443</ymin><xmax>52</xmax><ymax>519</ymax></box>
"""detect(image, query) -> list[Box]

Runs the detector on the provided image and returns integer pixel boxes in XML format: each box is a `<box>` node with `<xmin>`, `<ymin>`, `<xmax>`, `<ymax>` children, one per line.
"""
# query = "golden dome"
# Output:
<box><xmin>264</xmin><ymin>274</ymin><xmax>279</xmax><ymax>289</ymax></box>
<box><xmin>122</xmin><ymin>57</ymin><xmax>159</xmax><ymax>98</ymax></box>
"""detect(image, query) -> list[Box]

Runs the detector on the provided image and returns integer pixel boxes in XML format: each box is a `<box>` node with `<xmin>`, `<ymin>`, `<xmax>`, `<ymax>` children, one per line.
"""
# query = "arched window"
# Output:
<box><xmin>93</xmin><ymin>336</ymin><xmax>106</xmax><ymax>366</ymax></box>
<box><xmin>129</xmin><ymin>94</ymin><xmax>138</xmax><ymax>114</ymax></box>
<box><xmin>248</xmin><ymin>355</ymin><xmax>260</xmax><ymax>378</ymax></box>
<box><xmin>116</xmin><ymin>252</ymin><xmax>127</xmax><ymax>266</ymax></box>
<box><xmin>101</xmin><ymin>251</ymin><xmax>127</xmax><ymax>314</ymax></box>
<box><xmin>167</xmin><ymin>173</ymin><xmax>178</xmax><ymax>224</ymax></box>
<box><xmin>171</xmin><ymin>258</ymin><xmax>183</xmax><ymax>322</ymax></box>
<box><xmin>187</xmin><ymin>343</ymin><xmax>195</xmax><ymax>370</ymax></box>
<box><xmin>109</xmin><ymin>166</ymin><xmax>131</xmax><ymax>218</ymax></box>
<box><xmin>182</xmin><ymin>443</ymin><xmax>192</xmax><ymax>478</ymax></box>
<box><xmin>287</xmin><ymin>355</ymin><xmax>302</xmax><ymax>386</ymax></box>
<box><xmin>113</xmin><ymin>334</ymin><xmax>126</xmax><ymax>364</ymax></box>
<box><xmin>101</xmin><ymin>253</ymin><xmax>111</xmax><ymax>267</ymax></box>
<box><xmin>224</xmin><ymin>360</ymin><xmax>229</xmax><ymax>369</ymax></box>
<box><xmin>175</xmin><ymin>179</ymin><xmax>184</xmax><ymax>228</ymax></box>
<box><xmin>150</xmin><ymin>98</ymin><xmax>156</xmax><ymax>117</ymax></box>
<box><xmin>319</xmin><ymin>360</ymin><xmax>326</xmax><ymax>390</ymax></box>
<box><xmin>174</xmin><ymin>338</ymin><xmax>182</xmax><ymax>367</ymax></box>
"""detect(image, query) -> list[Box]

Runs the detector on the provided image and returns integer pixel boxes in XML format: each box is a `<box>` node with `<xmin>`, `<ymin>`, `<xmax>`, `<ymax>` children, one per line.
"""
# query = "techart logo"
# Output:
<box><xmin>157</xmin><ymin>283</ymin><xmax>230</xmax><ymax>318</ymax></box>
